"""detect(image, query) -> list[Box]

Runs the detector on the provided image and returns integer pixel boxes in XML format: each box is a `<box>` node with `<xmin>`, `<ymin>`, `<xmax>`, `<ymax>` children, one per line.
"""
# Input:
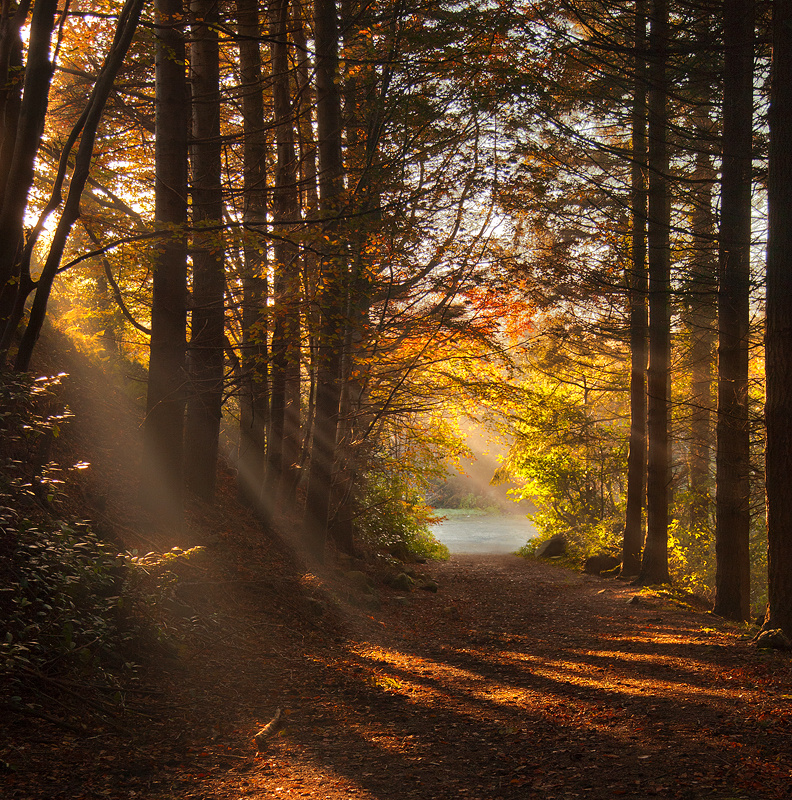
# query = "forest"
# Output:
<box><xmin>2</xmin><ymin>0</ymin><xmax>792</xmax><ymax>794</ymax></box>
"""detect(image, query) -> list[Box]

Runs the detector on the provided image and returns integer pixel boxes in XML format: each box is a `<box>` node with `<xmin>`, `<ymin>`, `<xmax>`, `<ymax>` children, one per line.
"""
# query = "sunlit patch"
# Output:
<box><xmin>299</xmin><ymin>572</ymin><xmax>322</xmax><ymax>589</ymax></box>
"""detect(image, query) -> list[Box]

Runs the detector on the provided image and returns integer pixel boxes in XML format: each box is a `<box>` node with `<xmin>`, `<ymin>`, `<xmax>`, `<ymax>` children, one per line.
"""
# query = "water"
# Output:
<box><xmin>430</xmin><ymin>510</ymin><xmax>538</xmax><ymax>554</ymax></box>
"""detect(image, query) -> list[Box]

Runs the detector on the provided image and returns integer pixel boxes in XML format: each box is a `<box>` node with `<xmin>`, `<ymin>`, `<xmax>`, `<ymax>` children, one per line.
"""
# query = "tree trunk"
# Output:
<box><xmin>687</xmin><ymin>136</ymin><xmax>717</xmax><ymax>540</ymax></box>
<box><xmin>0</xmin><ymin>0</ymin><xmax>57</xmax><ymax>339</ymax></box>
<box><xmin>184</xmin><ymin>0</ymin><xmax>225</xmax><ymax>499</ymax></box>
<box><xmin>638</xmin><ymin>0</ymin><xmax>671</xmax><ymax>586</ymax></box>
<box><xmin>293</xmin><ymin>1</ymin><xmax>320</xmax><ymax>474</ymax></box>
<box><xmin>764</xmin><ymin>0</ymin><xmax>792</xmax><ymax>636</ymax></box>
<box><xmin>303</xmin><ymin>0</ymin><xmax>347</xmax><ymax>561</ymax></box>
<box><xmin>142</xmin><ymin>0</ymin><xmax>190</xmax><ymax>524</ymax></box>
<box><xmin>12</xmin><ymin>0</ymin><xmax>146</xmax><ymax>371</ymax></box>
<box><xmin>0</xmin><ymin>2</ymin><xmax>29</xmax><ymax>203</ymax></box>
<box><xmin>714</xmin><ymin>0</ymin><xmax>753</xmax><ymax>621</ymax></box>
<box><xmin>265</xmin><ymin>0</ymin><xmax>302</xmax><ymax>512</ymax></box>
<box><xmin>622</xmin><ymin>0</ymin><xmax>648</xmax><ymax>578</ymax></box>
<box><xmin>235</xmin><ymin>0</ymin><xmax>269</xmax><ymax>511</ymax></box>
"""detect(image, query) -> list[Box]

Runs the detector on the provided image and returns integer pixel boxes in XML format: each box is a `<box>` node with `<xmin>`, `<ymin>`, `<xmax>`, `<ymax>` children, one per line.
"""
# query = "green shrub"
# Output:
<box><xmin>0</xmin><ymin>518</ymin><xmax>126</xmax><ymax>678</ymax></box>
<box><xmin>356</xmin><ymin>472</ymin><xmax>449</xmax><ymax>561</ymax></box>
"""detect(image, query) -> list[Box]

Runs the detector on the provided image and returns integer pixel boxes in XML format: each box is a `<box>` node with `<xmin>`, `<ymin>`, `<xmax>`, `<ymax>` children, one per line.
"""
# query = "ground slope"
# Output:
<box><xmin>3</xmin><ymin>544</ymin><xmax>792</xmax><ymax>800</ymax></box>
<box><xmin>2</xmin><ymin>340</ymin><xmax>792</xmax><ymax>799</ymax></box>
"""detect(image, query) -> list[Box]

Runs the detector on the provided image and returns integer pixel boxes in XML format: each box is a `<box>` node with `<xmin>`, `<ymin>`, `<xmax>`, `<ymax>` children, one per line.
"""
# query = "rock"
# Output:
<box><xmin>388</xmin><ymin>572</ymin><xmax>414</xmax><ymax>592</ymax></box>
<box><xmin>584</xmin><ymin>554</ymin><xmax>621</xmax><ymax>576</ymax></box>
<box><xmin>627</xmin><ymin>595</ymin><xmax>642</xmax><ymax>605</ymax></box>
<box><xmin>536</xmin><ymin>534</ymin><xmax>567</xmax><ymax>559</ymax></box>
<box><xmin>420</xmin><ymin>580</ymin><xmax>439</xmax><ymax>592</ymax></box>
<box><xmin>345</xmin><ymin>570</ymin><xmax>374</xmax><ymax>593</ymax></box>
<box><xmin>756</xmin><ymin>629</ymin><xmax>792</xmax><ymax>650</ymax></box>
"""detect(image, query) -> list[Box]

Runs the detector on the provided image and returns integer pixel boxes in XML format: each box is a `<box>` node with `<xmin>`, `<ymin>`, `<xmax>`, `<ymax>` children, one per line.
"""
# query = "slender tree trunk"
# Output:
<box><xmin>714</xmin><ymin>0</ymin><xmax>753</xmax><ymax>621</ymax></box>
<box><xmin>184</xmin><ymin>0</ymin><xmax>225</xmax><ymax>499</ymax></box>
<box><xmin>235</xmin><ymin>0</ymin><xmax>269</xmax><ymax>510</ymax></box>
<box><xmin>0</xmin><ymin>2</ymin><xmax>29</xmax><ymax>203</ymax></box>
<box><xmin>764</xmin><ymin>0</ymin><xmax>792</xmax><ymax>636</ymax></box>
<box><xmin>638</xmin><ymin>0</ymin><xmax>671</xmax><ymax>585</ymax></box>
<box><xmin>12</xmin><ymin>0</ymin><xmax>146</xmax><ymax>371</ymax></box>
<box><xmin>303</xmin><ymin>0</ymin><xmax>347</xmax><ymax>561</ymax></box>
<box><xmin>293</xmin><ymin>1</ymin><xmax>320</xmax><ymax>473</ymax></box>
<box><xmin>687</xmin><ymin>136</ymin><xmax>717</xmax><ymax>539</ymax></box>
<box><xmin>622</xmin><ymin>0</ymin><xmax>648</xmax><ymax>578</ymax></box>
<box><xmin>265</xmin><ymin>0</ymin><xmax>302</xmax><ymax>511</ymax></box>
<box><xmin>142</xmin><ymin>0</ymin><xmax>190</xmax><ymax>523</ymax></box>
<box><xmin>0</xmin><ymin>0</ymin><xmax>57</xmax><ymax>338</ymax></box>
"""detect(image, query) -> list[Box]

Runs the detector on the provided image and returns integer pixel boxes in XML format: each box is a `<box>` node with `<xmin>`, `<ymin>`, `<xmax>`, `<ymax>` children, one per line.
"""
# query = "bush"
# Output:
<box><xmin>0</xmin><ymin>518</ymin><xmax>126</xmax><ymax>679</ymax></box>
<box><xmin>356</xmin><ymin>472</ymin><xmax>449</xmax><ymax>561</ymax></box>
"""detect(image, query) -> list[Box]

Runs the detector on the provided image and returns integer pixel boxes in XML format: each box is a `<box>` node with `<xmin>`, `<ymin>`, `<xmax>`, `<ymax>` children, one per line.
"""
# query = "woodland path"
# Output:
<box><xmin>4</xmin><ymin>542</ymin><xmax>792</xmax><ymax>800</ymax></box>
<box><xmin>3</xmin><ymin>342</ymin><xmax>792</xmax><ymax>799</ymax></box>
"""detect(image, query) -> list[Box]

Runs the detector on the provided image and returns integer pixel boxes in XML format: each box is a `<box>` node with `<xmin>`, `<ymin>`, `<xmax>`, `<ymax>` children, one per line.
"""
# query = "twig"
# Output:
<box><xmin>1</xmin><ymin>702</ymin><xmax>86</xmax><ymax>734</ymax></box>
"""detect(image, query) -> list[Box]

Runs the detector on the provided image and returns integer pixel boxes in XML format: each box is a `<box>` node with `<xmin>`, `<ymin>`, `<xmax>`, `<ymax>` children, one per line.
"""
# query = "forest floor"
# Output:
<box><xmin>2</xmin><ymin>338</ymin><xmax>792</xmax><ymax>800</ymax></box>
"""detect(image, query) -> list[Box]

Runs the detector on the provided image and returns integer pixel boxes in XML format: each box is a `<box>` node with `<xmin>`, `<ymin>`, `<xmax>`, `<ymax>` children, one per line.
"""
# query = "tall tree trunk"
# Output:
<box><xmin>764</xmin><ymin>0</ymin><xmax>792</xmax><ymax>636</ymax></box>
<box><xmin>622</xmin><ymin>0</ymin><xmax>648</xmax><ymax>578</ymax></box>
<box><xmin>142</xmin><ymin>0</ymin><xmax>190</xmax><ymax>523</ymax></box>
<box><xmin>235</xmin><ymin>0</ymin><xmax>269</xmax><ymax>511</ymax></box>
<box><xmin>303</xmin><ymin>0</ymin><xmax>347</xmax><ymax>561</ymax></box>
<box><xmin>293</xmin><ymin>1</ymin><xmax>320</xmax><ymax>473</ymax></box>
<box><xmin>687</xmin><ymin>135</ymin><xmax>717</xmax><ymax>541</ymax></box>
<box><xmin>13</xmin><ymin>0</ymin><xmax>146</xmax><ymax>371</ymax></box>
<box><xmin>714</xmin><ymin>0</ymin><xmax>753</xmax><ymax>621</ymax></box>
<box><xmin>638</xmin><ymin>0</ymin><xmax>671</xmax><ymax>585</ymax></box>
<box><xmin>184</xmin><ymin>0</ymin><xmax>225</xmax><ymax>499</ymax></box>
<box><xmin>265</xmin><ymin>0</ymin><xmax>302</xmax><ymax>511</ymax></box>
<box><xmin>0</xmin><ymin>1</ymin><xmax>29</xmax><ymax>203</ymax></box>
<box><xmin>0</xmin><ymin>0</ymin><xmax>57</xmax><ymax>340</ymax></box>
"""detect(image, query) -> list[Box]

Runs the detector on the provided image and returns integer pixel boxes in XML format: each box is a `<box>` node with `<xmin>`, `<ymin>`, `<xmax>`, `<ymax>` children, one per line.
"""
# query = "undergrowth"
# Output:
<box><xmin>0</xmin><ymin>372</ymin><xmax>201</xmax><ymax>727</ymax></box>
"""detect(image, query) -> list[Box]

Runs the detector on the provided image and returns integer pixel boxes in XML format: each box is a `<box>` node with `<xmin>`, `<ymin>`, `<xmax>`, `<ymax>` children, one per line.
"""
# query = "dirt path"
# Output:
<box><xmin>5</xmin><ymin>542</ymin><xmax>792</xmax><ymax>800</ymax></box>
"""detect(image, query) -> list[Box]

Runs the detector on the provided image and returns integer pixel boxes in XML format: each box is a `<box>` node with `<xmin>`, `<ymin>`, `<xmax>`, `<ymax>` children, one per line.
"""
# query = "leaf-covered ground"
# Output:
<box><xmin>2</xmin><ymin>342</ymin><xmax>792</xmax><ymax>800</ymax></box>
<box><xmin>4</xmin><ymin>531</ymin><xmax>792</xmax><ymax>800</ymax></box>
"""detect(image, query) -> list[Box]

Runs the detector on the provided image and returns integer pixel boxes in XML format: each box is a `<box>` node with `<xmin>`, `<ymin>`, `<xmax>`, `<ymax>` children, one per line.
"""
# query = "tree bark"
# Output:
<box><xmin>12</xmin><ymin>0</ymin><xmax>146</xmax><ymax>371</ymax></box>
<box><xmin>764</xmin><ymin>0</ymin><xmax>792</xmax><ymax>636</ymax></box>
<box><xmin>0</xmin><ymin>0</ymin><xmax>57</xmax><ymax>338</ymax></box>
<box><xmin>293</xmin><ymin>1</ymin><xmax>320</xmax><ymax>475</ymax></box>
<box><xmin>687</xmin><ymin>134</ymin><xmax>717</xmax><ymax>541</ymax></box>
<box><xmin>638</xmin><ymin>0</ymin><xmax>671</xmax><ymax>586</ymax></box>
<box><xmin>0</xmin><ymin>1</ymin><xmax>30</xmax><ymax>204</ymax></box>
<box><xmin>235</xmin><ymin>0</ymin><xmax>269</xmax><ymax>511</ymax></box>
<box><xmin>142</xmin><ymin>0</ymin><xmax>190</xmax><ymax>524</ymax></box>
<box><xmin>303</xmin><ymin>0</ymin><xmax>347</xmax><ymax>561</ymax></box>
<box><xmin>622</xmin><ymin>0</ymin><xmax>648</xmax><ymax>578</ymax></box>
<box><xmin>265</xmin><ymin>0</ymin><xmax>302</xmax><ymax>512</ymax></box>
<box><xmin>184</xmin><ymin>0</ymin><xmax>225</xmax><ymax>499</ymax></box>
<box><xmin>714</xmin><ymin>0</ymin><xmax>753</xmax><ymax>621</ymax></box>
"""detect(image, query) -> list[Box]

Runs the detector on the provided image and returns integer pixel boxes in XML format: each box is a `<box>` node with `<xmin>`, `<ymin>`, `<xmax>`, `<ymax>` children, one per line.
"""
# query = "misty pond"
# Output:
<box><xmin>430</xmin><ymin>509</ymin><xmax>538</xmax><ymax>554</ymax></box>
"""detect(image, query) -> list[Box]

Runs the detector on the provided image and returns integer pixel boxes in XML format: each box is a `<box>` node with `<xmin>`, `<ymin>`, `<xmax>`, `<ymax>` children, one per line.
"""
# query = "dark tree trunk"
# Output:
<box><xmin>764</xmin><ymin>0</ymin><xmax>792</xmax><ymax>636</ymax></box>
<box><xmin>13</xmin><ymin>0</ymin><xmax>146</xmax><ymax>371</ymax></box>
<box><xmin>265</xmin><ymin>0</ymin><xmax>302</xmax><ymax>511</ymax></box>
<box><xmin>714</xmin><ymin>0</ymin><xmax>753</xmax><ymax>621</ymax></box>
<box><xmin>0</xmin><ymin>2</ymin><xmax>29</xmax><ymax>203</ymax></box>
<box><xmin>687</xmin><ymin>136</ymin><xmax>717</xmax><ymax>539</ymax></box>
<box><xmin>235</xmin><ymin>0</ymin><xmax>269</xmax><ymax>511</ymax></box>
<box><xmin>293</xmin><ymin>1</ymin><xmax>320</xmax><ymax>474</ymax></box>
<box><xmin>0</xmin><ymin>0</ymin><xmax>57</xmax><ymax>338</ymax></box>
<box><xmin>638</xmin><ymin>0</ymin><xmax>671</xmax><ymax>586</ymax></box>
<box><xmin>184</xmin><ymin>0</ymin><xmax>225</xmax><ymax>499</ymax></box>
<box><xmin>303</xmin><ymin>0</ymin><xmax>347</xmax><ymax>561</ymax></box>
<box><xmin>142</xmin><ymin>0</ymin><xmax>190</xmax><ymax>523</ymax></box>
<box><xmin>622</xmin><ymin>0</ymin><xmax>648</xmax><ymax>578</ymax></box>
